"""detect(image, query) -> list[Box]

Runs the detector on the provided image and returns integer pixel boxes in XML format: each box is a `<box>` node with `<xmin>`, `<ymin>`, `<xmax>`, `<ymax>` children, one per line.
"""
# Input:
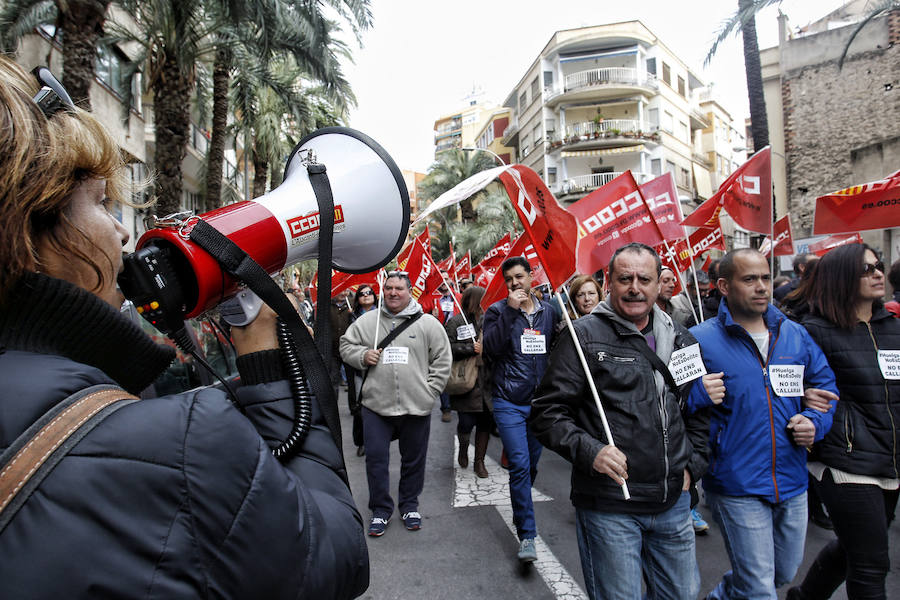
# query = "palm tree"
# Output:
<box><xmin>449</xmin><ymin>190</ymin><xmax>523</xmax><ymax>263</ymax></box>
<box><xmin>204</xmin><ymin>0</ymin><xmax>370</xmax><ymax>207</ymax></box>
<box><xmin>0</xmin><ymin>0</ymin><xmax>110</xmax><ymax>110</ymax></box>
<box><xmin>418</xmin><ymin>149</ymin><xmax>499</xmax><ymax>223</ymax></box>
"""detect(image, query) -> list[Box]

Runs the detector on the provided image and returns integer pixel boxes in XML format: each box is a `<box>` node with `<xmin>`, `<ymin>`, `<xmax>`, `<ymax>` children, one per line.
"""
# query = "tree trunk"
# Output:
<box><xmin>58</xmin><ymin>0</ymin><xmax>110</xmax><ymax>111</ymax></box>
<box><xmin>205</xmin><ymin>46</ymin><xmax>231</xmax><ymax>208</ymax></box>
<box><xmin>152</xmin><ymin>56</ymin><xmax>192</xmax><ymax>216</ymax></box>
<box><xmin>253</xmin><ymin>156</ymin><xmax>268</xmax><ymax>199</ymax></box>
<box><xmin>460</xmin><ymin>198</ymin><xmax>476</xmax><ymax>223</ymax></box>
<box><xmin>740</xmin><ymin>0</ymin><xmax>769</xmax><ymax>151</ymax></box>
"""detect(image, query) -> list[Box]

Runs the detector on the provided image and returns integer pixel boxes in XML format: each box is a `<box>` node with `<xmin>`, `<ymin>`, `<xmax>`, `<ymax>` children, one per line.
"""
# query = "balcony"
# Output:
<box><xmin>547</xmin><ymin>119</ymin><xmax>659</xmax><ymax>152</ymax></box>
<box><xmin>500</xmin><ymin>116</ymin><xmax>520</xmax><ymax>146</ymax></box>
<box><xmin>553</xmin><ymin>171</ymin><xmax>651</xmax><ymax>198</ymax></box>
<box><xmin>545</xmin><ymin>68</ymin><xmax>658</xmax><ymax>106</ymax></box>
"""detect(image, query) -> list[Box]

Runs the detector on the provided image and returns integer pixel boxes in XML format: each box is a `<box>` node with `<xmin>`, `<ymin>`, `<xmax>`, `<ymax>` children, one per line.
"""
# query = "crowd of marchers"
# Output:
<box><xmin>335</xmin><ymin>239</ymin><xmax>900</xmax><ymax>600</ymax></box>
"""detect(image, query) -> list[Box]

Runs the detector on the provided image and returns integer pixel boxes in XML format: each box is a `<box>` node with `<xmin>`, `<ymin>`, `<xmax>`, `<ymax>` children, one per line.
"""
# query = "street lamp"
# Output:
<box><xmin>461</xmin><ymin>146</ymin><xmax>506</xmax><ymax>166</ymax></box>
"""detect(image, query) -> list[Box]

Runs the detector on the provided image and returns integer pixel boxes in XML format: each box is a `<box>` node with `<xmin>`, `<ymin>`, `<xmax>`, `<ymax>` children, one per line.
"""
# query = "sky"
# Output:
<box><xmin>338</xmin><ymin>0</ymin><xmax>852</xmax><ymax>173</ymax></box>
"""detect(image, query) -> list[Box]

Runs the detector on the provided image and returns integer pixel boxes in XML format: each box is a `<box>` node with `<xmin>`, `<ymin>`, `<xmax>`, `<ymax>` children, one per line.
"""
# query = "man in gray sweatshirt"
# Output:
<box><xmin>340</xmin><ymin>272</ymin><xmax>451</xmax><ymax>537</ymax></box>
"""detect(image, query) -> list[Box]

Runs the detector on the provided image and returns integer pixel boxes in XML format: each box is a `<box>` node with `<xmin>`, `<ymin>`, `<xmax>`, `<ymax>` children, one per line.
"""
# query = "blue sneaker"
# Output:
<box><xmin>517</xmin><ymin>538</ymin><xmax>537</xmax><ymax>563</ymax></box>
<box><xmin>691</xmin><ymin>508</ymin><xmax>709</xmax><ymax>535</ymax></box>
<box><xmin>368</xmin><ymin>516</ymin><xmax>390</xmax><ymax>537</ymax></box>
<box><xmin>402</xmin><ymin>511</ymin><xmax>422</xmax><ymax>531</ymax></box>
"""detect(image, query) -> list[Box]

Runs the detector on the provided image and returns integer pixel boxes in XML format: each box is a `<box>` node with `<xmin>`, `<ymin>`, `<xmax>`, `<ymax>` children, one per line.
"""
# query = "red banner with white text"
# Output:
<box><xmin>813</xmin><ymin>169</ymin><xmax>900</xmax><ymax>234</ymax></box>
<box><xmin>759</xmin><ymin>214</ymin><xmax>794</xmax><ymax>257</ymax></box>
<box><xmin>808</xmin><ymin>232</ymin><xmax>863</xmax><ymax>256</ymax></box>
<box><xmin>480</xmin><ymin>234</ymin><xmax>548</xmax><ymax>311</ymax></box>
<box><xmin>479</xmin><ymin>232</ymin><xmax>512</xmax><ymax>269</ymax></box>
<box><xmin>640</xmin><ymin>172</ymin><xmax>685</xmax><ymax>241</ymax></box>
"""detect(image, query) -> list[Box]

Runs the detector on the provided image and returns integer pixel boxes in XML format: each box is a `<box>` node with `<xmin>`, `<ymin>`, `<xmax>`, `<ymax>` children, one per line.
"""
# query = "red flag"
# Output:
<box><xmin>479</xmin><ymin>232</ymin><xmax>512</xmax><ymax>269</ymax></box>
<box><xmin>497</xmin><ymin>166</ymin><xmax>577</xmax><ymax>289</ymax></box>
<box><xmin>569</xmin><ymin>171</ymin><xmax>664</xmax><ymax>276</ymax></box>
<box><xmin>471</xmin><ymin>263</ymin><xmax>492</xmax><ymax>287</ymax></box>
<box><xmin>653</xmin><ymin>222</ymin><xmax>726</xmax><ymax>275</ymax></box>
<box><xmin>640</xmin><ymin>172</ymin><xmax>685</xmax><ymax>241</ymax></box>
<box><xmin>455</xmin><ymin>251</ymin><xmax>472</xmax><ymax>280</ymax></box>
<box><xmin>808</xmin><ymin>232</ymin><xmax>863</xmax><ymax>256</ymax></box>
<box><xmin>480</xmin><ymin>233</ymin><xmax>548</xmax><ymax>311</ymax></box>
<box><xmin>417</xmin><ymin>225</ymin><xmax>432</xmax><ymax>258</ymax></box>
<box><xmin>813</xmin><ymin>170</ymin><xmax>900</xmax><ymax>234</ymax></box>
<box><xmin>397</xmin><ymin>238</ymin><xmax>443</xmax><ymax>303</ymax></box>
<box><xmin>759</xmin><ymin>214</ymin><xmax>794</xmax><ymax>257</ymax></box>
<box><xmin>655</xmin><ymin>240</ymin><xmax>692</xmax><ymax>273</ymax></box>
<box><xmin>701</xmin><ymin>254</ymin><xmax>712</xmax><ymax>272</ymax></box>
<box><xmin>681</xmin><ymin>147</ymin><xmax>772</xmax><ymax>234</ymax></box>
<box><xmin>437</xmin><ymin>254</ymin><xmax>454</xmax><ymax>272</ymax></box>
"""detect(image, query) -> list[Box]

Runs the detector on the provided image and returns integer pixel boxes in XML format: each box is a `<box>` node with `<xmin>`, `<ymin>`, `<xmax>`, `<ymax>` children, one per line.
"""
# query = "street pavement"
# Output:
<box><xmin>337</xmin><ymin>389</ymin><xmax>900</xmax><ymax>600</ymax></box>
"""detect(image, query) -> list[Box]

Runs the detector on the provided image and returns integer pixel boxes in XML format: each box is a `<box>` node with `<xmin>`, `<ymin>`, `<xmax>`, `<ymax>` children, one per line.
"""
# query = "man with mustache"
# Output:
<box><xmin>687</xmin><ymin>248</ymin><xmax>838</xmax><ymax>599</ymax></box>
<box><xmin>531</xmin><ymin>242</ymin><xmax>711</xmax><ymax>599</ymax></box>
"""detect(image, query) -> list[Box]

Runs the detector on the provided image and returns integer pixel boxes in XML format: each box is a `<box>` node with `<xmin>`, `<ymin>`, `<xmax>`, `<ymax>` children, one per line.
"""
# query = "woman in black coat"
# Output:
<box><xmin>789</xmin><ymin>244</ymin><xmax>900</xmax><ymax>600</ymax></box>
<box><xmin>0</xmin><ymin>58</ymin><xmax>367</xmax><ymax>599</ymax></box>
<box><xmin>445</xmin><ymin>285</ymin><xmax>492</xmax><ymax>478</ymax></box>
<box><xmin>345</xmin><ymin>283</ymin><xmax>377</xmax><ymax>456</ymax></box>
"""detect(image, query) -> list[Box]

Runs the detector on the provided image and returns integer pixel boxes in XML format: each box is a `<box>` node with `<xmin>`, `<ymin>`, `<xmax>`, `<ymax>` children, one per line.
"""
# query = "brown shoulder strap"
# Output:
<box><xmin>0</xmin><ymin>386</ymin><xmax>139</xmax><ymax>532</ymax></box>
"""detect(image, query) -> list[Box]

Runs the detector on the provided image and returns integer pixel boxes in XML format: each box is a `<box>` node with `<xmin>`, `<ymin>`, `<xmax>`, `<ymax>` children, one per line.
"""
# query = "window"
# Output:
<box><xmin>530</xmin><ymin>77</ymin><xmax>540</xmax><ymax>101</ymax></box>
<box><xmin>651</xmin><ymin>159</ymin><xmax>662</xmax><ymax>176</ymax></box>
<box><xmin>678</xmin><ymin>121</ymin><xmax>689</xmax><ymax>143</ymax></box>
<box><xmin>677</xmin><ymin>76</ymin><xmax>686</xmax><ymax>98</ymax></box>
<box><xmin>662</xmin><ymin>62</ymin><xmax>671</xmax><ymax>86</ymax></box>
<box><xmin>545</xmin><ymin>118</ymin><xmax>556</xmax><ymax>138</ymax></box>
<box><xmin>519</xmin><ymin>91</ymin><xmax>528</xmax><ymax>111</ymax></box>
<box><xmin>666</xmin><ymin>160</ymin><xmax>676</xmax><ymax>176</ymax></box>
<box><xmin>96</xmin><ymin>45</ymin><xmax>140</xmax><ymax>111</ymax></box>
<box><xmin>521</xmin><ymin>133</ymin><xmax>530</xmax><ymax>156</ymax></box>
<box><xmin>680</xmin><ymin>167</ymin><xmax>690</xmax><ymax>188</ymax></box>
<box><xmin>646</xmin><ymin>57</ymin><xmax>656</xmax><ymax>75</ymax></box>
<box><xmin>649</xmin><ymin>108</ymin><xmax>659</xmax><ymax>129</ymax></box>
<box><xmin>543</xmin><ymin>71</ymin><xmax>554</xmax><ymax>88</ymax></box>
<box><xmin>532</xmin><ymin>123</ymin><xmax>542</xmax><ymax>145</ymax></box>
<box><xmin>547</xmin><ymin>166</ymin><xmax>557</xmax><ymax>184</ymax></box>
<box><xmin>662</xmin><ymin>111</ymin><xmax>674</xmax><ymax>133</ymax></box>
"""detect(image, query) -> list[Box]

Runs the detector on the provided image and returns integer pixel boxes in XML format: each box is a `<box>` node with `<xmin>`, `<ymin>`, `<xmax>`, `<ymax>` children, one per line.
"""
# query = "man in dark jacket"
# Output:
<box><xmin>532</xmin><ymin>243</ymin><xmax>709</xmax><ymax>600</ymax></box>
<box><xmin>483</xmin><ymin>256</ymin><xmax>559</xmax><ymax>565</ymax></box>
<box><xmin>688</xmin><ymin>248</ymin><xmax>838</xmax><ymax>600</ymax></box>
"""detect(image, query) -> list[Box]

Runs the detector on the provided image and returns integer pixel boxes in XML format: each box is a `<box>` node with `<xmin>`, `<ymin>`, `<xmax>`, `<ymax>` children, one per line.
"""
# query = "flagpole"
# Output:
<box><xmin>373</xmin><ymin>269</ymin><xmax>385</xmax><ymax>349</ymax></box>
<box><xmin>661</xmin><ymin>238</ymin><xmax>699</xmax><ymax>326</ymax></box>
<box><xmin>555</xmin><ymin>291</ymin><xmax>630</xmax><ymax>500</ymax></box>
<box><xmin>770</xmin><ymin>187</ymin><xmax>776</xmax><ymax>276</ymax></box>
<box><xmin>683</xmin><ymin>236</ymin><xmax>705</xmax><ymax>323</ymax></box>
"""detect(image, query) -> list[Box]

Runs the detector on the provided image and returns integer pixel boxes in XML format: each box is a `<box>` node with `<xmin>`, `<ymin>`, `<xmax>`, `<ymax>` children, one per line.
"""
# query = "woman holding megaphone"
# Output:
<box><xmin>0</xmin><ymin>58</ymin><xmax>368</xmax><ymax>599</ymax></box>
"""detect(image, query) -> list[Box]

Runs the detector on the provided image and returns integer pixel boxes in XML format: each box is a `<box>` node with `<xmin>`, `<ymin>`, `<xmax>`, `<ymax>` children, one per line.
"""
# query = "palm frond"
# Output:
<box><xmin>705</xmin><ymin>0</ymin><xmax>783</xmax><ymax>66</ymax></box>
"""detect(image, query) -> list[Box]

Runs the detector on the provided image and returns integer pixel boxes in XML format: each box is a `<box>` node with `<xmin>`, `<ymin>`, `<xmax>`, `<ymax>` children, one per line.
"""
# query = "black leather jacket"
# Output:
<box><xmin>531</xmin><ymin>304</ymin><xmax>709</xmax><ymax>514</ymax></box>
<box><xmin>803</xmin><ymin>308</ymin><xmax>900</xmax><ymax>478</ymax></box>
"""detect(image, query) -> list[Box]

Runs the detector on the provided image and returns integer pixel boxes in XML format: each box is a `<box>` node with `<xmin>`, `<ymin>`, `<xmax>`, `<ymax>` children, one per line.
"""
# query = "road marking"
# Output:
<box><xmin>453</xmin><ymin>438</ymin><xmax>588</xmax><ymax>600</ymax></box>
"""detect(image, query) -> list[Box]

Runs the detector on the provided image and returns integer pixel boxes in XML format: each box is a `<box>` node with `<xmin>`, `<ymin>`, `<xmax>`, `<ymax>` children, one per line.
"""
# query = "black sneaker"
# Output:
<box><xmin>402</xmin><ymin>511</ymin><xmax>422</xmax><ymax>531</ymax></box>
<box><xmin>368</xmin><ymin>517</ymin><xmax>389</xmax><ymax>537</ymax></box>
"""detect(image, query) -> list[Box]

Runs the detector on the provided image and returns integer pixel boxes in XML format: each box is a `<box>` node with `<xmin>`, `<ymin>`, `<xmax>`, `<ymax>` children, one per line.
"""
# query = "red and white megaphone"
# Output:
<box><xmin>120</xmin><ymin>127</ymin><xmax>410</xmax><ymax>324</ymax></box>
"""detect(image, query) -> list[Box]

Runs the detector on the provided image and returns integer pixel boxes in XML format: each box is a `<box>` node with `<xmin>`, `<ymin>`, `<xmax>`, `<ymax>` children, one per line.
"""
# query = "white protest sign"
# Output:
<box><xmin>667</xmin><ymin>343</ymin><xmax>707</xmax><ymax>386</ymax></box>
<box><xmin>382</xmin><ymin>346</ymin><xmax>409</xmax><ymax>365</ymax></box>
<box><xmin>768</xmin><ymin>364</ymin><xmax>804</xmax><ymax>397</ymax></box>
<box><xmin>457</xmin><ymin>324</ymin><xmax>476</xmax><ymax>340</ymax></box>
<box><xmin>877</xmin><ymin>350</ymin><xmax>900</xmax><ymax>380</ymax></box>
<box><xmin>440</xmin><ymin>298</ymin><xmax>455</xmax><ymax>313</ymax></box>
<box><xmin>520</xmin><ymin>333</ymin><xmax>546</xmax><ymax>355</ymax></box>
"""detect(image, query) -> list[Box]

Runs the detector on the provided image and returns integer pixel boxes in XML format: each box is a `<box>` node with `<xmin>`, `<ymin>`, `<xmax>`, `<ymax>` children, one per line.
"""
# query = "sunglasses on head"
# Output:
<box><xmin>31</xmin><ymin>67</ymin><xmax>75</xmax><ymax>118</ymax></box>
<box><xmin>386</xmin><ymin>270</ymin><xmax>408</xmax><ymax>278</ymax></box>
<box><xmin>861</xmin><ymin>261</ymin><xmax>885</xmax><ymax>276</ymax></box>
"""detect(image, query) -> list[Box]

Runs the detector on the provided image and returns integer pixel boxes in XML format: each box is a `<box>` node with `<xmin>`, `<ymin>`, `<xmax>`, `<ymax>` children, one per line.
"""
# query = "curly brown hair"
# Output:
<box><xmin>0</xmin><ymin>57</ymin><xmax>130</xmax><ymax>303</ymax></box>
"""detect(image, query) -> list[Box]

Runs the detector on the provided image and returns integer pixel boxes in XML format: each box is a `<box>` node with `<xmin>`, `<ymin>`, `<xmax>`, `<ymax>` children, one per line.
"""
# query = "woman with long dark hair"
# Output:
<box><xmin>789</xmin><ymin>243</ymin><xmax>900</xmax><ymax>600</ymax></box>
<box><xmin>445</xmin><ymin>285</ymin><xmax>492</xmax><ymax>477</ymax></box>
<box><xmin>346</xmin><ymin>284</ymin><xmax>377</xmax><ymax>456</ymax></box>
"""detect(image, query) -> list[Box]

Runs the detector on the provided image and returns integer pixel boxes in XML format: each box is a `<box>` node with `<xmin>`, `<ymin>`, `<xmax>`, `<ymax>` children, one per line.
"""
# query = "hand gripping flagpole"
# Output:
<box><xmin>555</xmin><ymin>290</ymin><xmax>630</xmax><ymax>500</ymax></box>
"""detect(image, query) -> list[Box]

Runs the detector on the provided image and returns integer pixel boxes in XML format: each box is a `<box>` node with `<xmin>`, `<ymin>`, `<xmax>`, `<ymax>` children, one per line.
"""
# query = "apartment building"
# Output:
<box><xmin>472</xmin><ymin>106</ymin><xmax>516</xmax><ymax>165</ymax></box>
<box><xmin>500</xmin><ymin>21</ymin><xmax>741</xmax><ymax>216</ymax></box>
<box><xmin>433</xmin><ymin>100</ymin><xmax>499</xmax><ymax>156</ymax></box>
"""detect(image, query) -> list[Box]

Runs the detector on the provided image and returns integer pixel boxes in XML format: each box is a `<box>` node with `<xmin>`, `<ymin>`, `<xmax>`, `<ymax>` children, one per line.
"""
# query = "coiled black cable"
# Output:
<box><xmin>272</xmin><ymin>317</ymin><xmax>313</xmax><ymax>460</ymax></box>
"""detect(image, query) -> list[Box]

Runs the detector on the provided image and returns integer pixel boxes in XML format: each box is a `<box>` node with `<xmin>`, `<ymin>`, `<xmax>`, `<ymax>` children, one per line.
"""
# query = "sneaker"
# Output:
<box><xmin>402</xmin><ymin>511</ymin><xmax>422</xmax><ymax>531</ymax></box>
<box><xmin>441</xmin><ymin>411</ymin><xmax>452</xmax><ymax>423</ymax></box>
<box><xmin>517</xmin><ymin>538</ymin><xmax>537</xmax><ymax>563</ymax></box>
<box><xmin>691</xmin><ymin>508</ymin><xmax>709</xmax><ymax>535</ymax></box>
<box><xmin>368</xmin><ymin>516</ymin><xmax>389</xmax><ymax>537</ymax></box>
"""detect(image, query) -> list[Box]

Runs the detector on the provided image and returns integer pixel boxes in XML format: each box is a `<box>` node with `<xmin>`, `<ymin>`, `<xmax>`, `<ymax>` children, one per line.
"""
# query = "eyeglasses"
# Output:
<box><xmin>31</xmin><ymin>67</ymin><xmax>75</xmax><ymax>118</ymax></box>
<box><xmin>359</xmin><ymin>290</ymin><xmax>374</xmax><ymax>296</ymax></box>
<box><xmin>861</xmin><ymin>261</ymin><xmax>885</xmax><ymax>277</ymax></box>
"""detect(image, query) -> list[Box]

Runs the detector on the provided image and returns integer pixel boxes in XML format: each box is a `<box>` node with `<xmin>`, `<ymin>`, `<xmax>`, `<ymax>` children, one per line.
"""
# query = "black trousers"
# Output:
<box><xmin>456</xmin><ymin>410</ymin><xmax>493</xmax><ymax>436</ymax></box>
<box><xmin>797</xmin><ymin>469</ymin><xmax>899</xmax><ymax>599</ymax></box>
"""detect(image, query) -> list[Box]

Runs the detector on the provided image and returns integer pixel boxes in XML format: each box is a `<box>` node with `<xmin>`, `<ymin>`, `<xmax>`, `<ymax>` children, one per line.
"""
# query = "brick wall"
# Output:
<box><xmin>782</xmin><ymin>15</ymin><xmax>900</xmax><ymax>236</ymax></box>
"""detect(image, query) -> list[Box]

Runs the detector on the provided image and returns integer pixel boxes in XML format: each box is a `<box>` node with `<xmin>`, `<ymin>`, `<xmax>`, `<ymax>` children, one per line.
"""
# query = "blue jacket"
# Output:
<box><xmin>483</xmin><ymin>296</ymin><xmax>558</xmax><ymax>404</ymax></box>
<box><xmin>688</xmin><ymin>301</ymin><xmax>838</xmax><ymax>502</ymax></box>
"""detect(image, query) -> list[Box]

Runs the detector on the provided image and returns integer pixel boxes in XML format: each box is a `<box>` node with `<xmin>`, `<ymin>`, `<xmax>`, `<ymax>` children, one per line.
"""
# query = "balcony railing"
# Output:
<box><xmin>556</xmin><ymin>171</ymin><xmax>651</xmax><ymax>195</ymax></box>
<box><xmin>558</xmin><ymin>68</ymin><xmax>658</xmax><ymax>95</ymax></box>
<box><xmin>566</xmin><ymin>119</ymin><xmax>654</xmax><ymax>138</ymax></box>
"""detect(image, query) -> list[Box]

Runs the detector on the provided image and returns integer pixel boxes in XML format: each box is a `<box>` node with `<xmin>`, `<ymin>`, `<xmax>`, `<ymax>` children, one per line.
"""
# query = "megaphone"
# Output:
<box><xmin>119</xmin><ymin>127</ymin><xmax>410</xmax><ymax>327</ymax></box>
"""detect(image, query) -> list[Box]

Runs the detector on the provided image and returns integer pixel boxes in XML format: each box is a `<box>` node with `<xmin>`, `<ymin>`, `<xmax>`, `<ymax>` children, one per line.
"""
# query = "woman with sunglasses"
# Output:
<box><xmin>788</xmin><ymin>244</ymin><xmax>900</xmax><ymax>600</ymax></box>
<box><xmin>0</xmin><ymin>58</ymin><xmax>367</xmax><ymax>598</ymax></box>
<box><xmin>346</xmin><ymin>284</ymin><xmax>378</xmax><ymax>456</ymax></box>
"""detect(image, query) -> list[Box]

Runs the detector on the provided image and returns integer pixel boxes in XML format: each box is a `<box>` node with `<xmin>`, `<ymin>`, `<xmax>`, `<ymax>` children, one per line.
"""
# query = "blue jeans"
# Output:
<box><xmin>575</xmin><ymin>491</ymin><xmax>699</xmax><ymax>600</ymax></box>
<box><xmin>492</xmin><ymin>398</ymin><xmax>542</xmax><ymax>540</ymax></box>
<box><xmin>706</xmin><ymin>490</ymin><xmax>808</xmax><ymax>600</ymax></box>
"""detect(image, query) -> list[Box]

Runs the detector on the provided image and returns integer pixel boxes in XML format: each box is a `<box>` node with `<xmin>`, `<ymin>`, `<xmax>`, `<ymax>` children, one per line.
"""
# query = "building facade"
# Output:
<box><xmin>760</xmin><ymin>4</ymin><xmax>900</xmax><ymax>266</ymax></box>
<box><xmin>499</xmin><ymin>20</ymin><xmax>741</xmax><ymax>217</ymax></box>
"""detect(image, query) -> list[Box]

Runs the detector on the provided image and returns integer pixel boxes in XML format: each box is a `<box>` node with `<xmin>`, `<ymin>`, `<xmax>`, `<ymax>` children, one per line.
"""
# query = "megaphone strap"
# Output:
<box><xmin>187</xmin><ymin>218</ymin><xmax>345</xmax><ymax>475</ymax></box>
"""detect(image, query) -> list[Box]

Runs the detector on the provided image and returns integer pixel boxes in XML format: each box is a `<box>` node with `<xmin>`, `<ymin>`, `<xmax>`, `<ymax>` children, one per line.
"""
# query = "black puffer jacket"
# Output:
<box><xmin>802</xmin><ymin>308</ymin><xmax>900</xmax><ymax>478</ymax></box>
<box><xmin>0</xmin><ymin>273</ymin><xmax>368</xmax><ymax>599</ymax></box>
<box><xmin>531</xmin><ymin>304</ymin><xmax>709</xmax><ymax>515</ymax></box>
